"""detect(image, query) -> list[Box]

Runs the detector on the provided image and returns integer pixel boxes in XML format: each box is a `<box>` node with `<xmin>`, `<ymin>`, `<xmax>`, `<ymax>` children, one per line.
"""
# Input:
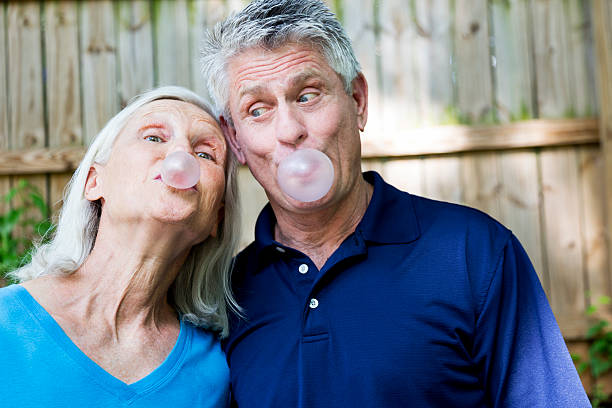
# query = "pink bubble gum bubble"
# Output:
<box><xmin>160</xmin><ymin>151</ymin><xmax>200</xmax><ymax>189</ymax></box>
<box><xmin>277</xmin><ymin>148</ymin><xmax>334</xmax><ymax>202</ymax></box>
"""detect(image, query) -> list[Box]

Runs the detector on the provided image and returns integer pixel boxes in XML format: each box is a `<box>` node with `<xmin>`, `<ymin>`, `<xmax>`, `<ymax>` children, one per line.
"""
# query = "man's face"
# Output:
<box><xmin>223</xmin><ymin>43</ymin><xmax>368</xmax><ymax>211</ymax></box>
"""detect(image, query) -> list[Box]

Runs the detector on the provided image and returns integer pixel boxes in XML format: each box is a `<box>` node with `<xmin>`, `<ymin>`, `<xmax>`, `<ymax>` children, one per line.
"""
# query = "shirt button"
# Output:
<box><xmin>276</xmin><ymin>246</ymin><xmax>286</xmax><ymax>253</ymax></box>
<box><xmin>309</xmin><ymin>298</ymin><xmax>319</xmax><ymax>309</ymax></box>
<box><xmin>298</xmin><ymin>264</ymin><xmax>309</xmax><ymax>274</ymax></box>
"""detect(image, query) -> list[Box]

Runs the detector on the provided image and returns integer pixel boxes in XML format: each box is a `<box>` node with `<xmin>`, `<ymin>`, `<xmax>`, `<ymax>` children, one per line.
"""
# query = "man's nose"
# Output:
<box><xmin>275</xmin><ymin>104</ymin><xmax>306</xmax><ymax>146</ymax></box>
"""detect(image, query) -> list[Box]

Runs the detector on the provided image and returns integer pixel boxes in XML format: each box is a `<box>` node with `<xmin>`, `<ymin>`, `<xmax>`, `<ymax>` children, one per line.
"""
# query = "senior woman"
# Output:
<box><xmin>0</xmin><ymin>86</ymin><xmax>240</xmax><ymax>407</ymax></box>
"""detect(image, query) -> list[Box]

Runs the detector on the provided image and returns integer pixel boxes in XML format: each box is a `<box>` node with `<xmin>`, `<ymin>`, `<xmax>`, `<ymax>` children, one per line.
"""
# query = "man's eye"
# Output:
<box><xmin>298</xmin><ymin>93</ymin><xmax>317</xmax><ymax>103</ymax></box>
<box><xmin>250</xmin><ymin>107</ymin><xmax>267</xmax><ymax>118</ymax></box>
<box><xmin>197</xmin><ymin>152</ymin><xmax>214</xmax><ymax>161</ymax></box>
<box><xmin>145</xmin><ymin>135</ymin><xmax>163</xmax><ymax>143</ymax></box>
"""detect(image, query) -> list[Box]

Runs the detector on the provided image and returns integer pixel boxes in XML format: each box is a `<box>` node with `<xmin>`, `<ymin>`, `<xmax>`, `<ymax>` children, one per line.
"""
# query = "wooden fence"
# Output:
<box><xmin>1</xmin><ymin>0</ymin><xmax>611</xmax><ymax>391</ymax></box>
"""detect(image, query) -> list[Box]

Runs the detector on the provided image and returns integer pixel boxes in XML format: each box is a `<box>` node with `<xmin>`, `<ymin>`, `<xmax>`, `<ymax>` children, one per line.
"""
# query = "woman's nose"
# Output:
<box><xmin>275</xmin><ymin>105</ymin><xmax>306</xmax><ymax>146</ymax></box>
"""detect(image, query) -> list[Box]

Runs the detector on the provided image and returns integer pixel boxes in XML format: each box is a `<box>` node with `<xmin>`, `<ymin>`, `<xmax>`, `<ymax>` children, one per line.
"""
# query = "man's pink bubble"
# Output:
<box><xmin>160</xmin><ymin>151</ymin><xmax>200</xmax><ymax>189</ymax></box>
<box><xmin>277</xmin><ymin>148</ymin><xmax>334</xmax><ymax>202</ymax></box>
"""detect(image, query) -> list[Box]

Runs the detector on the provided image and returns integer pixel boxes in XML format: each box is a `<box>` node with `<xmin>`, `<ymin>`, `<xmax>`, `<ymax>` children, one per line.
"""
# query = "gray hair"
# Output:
<box><xmin>11</xmin><ymin>86</ymin><xmax>241</xmax><ymax>337</ymax></box>
<box><xmin>200</xmin><ymin>0</ymin><xmax>361</xmax><ymax>122</ymax></box>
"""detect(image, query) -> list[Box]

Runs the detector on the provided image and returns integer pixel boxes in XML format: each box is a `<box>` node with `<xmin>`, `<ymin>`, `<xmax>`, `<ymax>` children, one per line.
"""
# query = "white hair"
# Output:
<box><xmin>11</xmin><ymin>86</ymin><xmax>241</xmax><ymax>337</ymax></box>
<box><xmin>200</xmin><ymin>0</ymin><xmax>361</xmax><ymax>122</ymax></box>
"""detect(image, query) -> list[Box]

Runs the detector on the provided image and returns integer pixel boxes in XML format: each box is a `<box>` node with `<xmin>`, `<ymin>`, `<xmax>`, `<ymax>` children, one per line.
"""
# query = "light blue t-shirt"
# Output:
<box><xmin>0</xmin><ymin>284</ymin><xmax>229</xmax><ymax>407</ymax></box>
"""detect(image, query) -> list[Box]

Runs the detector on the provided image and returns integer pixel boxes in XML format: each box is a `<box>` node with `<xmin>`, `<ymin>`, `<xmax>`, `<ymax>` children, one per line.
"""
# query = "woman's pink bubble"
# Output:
<box><xmin>277</xmin><ymin>148</ymin><xmax>334</xmax><ymax>202</ymax></box>
<box><xmin>160</xmin><ymin>151</ymin><xmax>200</xmax><ymax>189</ymax></box>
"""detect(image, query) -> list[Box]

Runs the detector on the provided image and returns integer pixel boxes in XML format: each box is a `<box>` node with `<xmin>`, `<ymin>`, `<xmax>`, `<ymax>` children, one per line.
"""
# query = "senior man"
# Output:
<box><xmin>201</xmin><ymin>0</ymin><xmax>589</xmax><ymax>406</ymax></box>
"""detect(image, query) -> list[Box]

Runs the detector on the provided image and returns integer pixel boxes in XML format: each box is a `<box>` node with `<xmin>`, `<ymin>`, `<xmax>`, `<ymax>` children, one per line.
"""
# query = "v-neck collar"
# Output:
<box><xmin>15</xmin><ymin>284</ymin><xmax>191</xmax><ymax>402</ymax></box>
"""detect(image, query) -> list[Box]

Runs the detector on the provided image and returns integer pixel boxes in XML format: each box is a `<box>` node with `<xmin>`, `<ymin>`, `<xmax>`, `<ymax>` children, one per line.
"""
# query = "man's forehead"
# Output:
<box><xmin>227</xmin><ymin>44</ymin><xmax>332</xmax><ymax>94</ymax></box>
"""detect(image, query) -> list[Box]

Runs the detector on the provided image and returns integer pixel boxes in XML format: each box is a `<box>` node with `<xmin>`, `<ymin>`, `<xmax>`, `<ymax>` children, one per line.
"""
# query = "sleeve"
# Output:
<box><xmin>472</xmin><ymin>234</ymin><xmax>591</xmax><ymax>407</ymax></box>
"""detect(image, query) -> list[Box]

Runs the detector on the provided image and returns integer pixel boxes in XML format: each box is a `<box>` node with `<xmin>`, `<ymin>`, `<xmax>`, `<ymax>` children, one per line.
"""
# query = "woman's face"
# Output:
<box><xmin>87</xmin><ymin>99</ymin><xmax>227</xmax><ymax>244</ymax></box>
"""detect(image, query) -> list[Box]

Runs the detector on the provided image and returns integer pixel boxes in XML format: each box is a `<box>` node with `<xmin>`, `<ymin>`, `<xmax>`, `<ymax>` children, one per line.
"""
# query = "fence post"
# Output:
<box><xmin>594</xmin><ymin>0</ymin><xmax>612</xmax><ymax>283</ymax></box>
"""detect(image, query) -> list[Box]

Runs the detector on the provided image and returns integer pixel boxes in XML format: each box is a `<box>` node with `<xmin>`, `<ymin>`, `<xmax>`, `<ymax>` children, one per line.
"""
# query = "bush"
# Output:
<box><xmin>0</xmin><ymin>180</ymin><xmax>54</xmax><ymax>285</ymax></box>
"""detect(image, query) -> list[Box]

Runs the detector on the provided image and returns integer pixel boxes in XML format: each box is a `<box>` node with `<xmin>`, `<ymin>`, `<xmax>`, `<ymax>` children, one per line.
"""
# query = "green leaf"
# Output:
<box><xmin>599</xmin><ymin>295</ymin><xmax>611</xmax><ymax>305</ymax></box>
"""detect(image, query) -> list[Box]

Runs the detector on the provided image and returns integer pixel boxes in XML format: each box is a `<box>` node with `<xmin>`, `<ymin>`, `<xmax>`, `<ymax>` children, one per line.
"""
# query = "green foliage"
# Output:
<box><xmin>573</xmin><ymin>295</ymin><xmax>612</xmax><ymax>406</ymax></box>
<box><xmin>0</xmin><ymin>180</ymin><xmax>54</xmax><ymax>285</ymax></box>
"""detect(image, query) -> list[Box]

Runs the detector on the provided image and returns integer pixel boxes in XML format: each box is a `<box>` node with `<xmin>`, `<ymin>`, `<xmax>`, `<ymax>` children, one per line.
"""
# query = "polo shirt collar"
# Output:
<box><xmin>252</xmin><ymin>171</ymin><xmax>421</xmax><ymax>257</ymax></box>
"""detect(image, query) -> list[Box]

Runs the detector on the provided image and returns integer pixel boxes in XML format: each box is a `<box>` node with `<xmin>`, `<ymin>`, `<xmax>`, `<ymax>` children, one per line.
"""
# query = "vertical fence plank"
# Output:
<box><xmin>565</xmin><ymin>1</ymin><xmax>597</xmax><ymax>118</ymax></box>
<box><xmin>461</xmin><ymin>152</ymin><xmax>501</xmax><ymax>219</ymax></box>
<box><xmin>0</xmin><ymin>3</ymin><xmax>9</xmax><ymax>214</ymax></box>
<box><xmin>80</xmin><ymin>0</ymin><xmax>118</xmax><ymax>144</ymax></box>
<box><xmin>382</xmin><ymin>158</ymin><xmax>425</xmax><ymax>196</ymax></box>
<box><xmin>378</xmin><ymin>0</ymin><xmax>419</xmax><ymax>133</ymax></box>
<box><xmin>413</xmin><ymin>0</ymin><xmax>454</xmax><ymax>125</ymax></box>
<box><xmin>491</xmin><ymin>0</ymin><xmax>534</xmax><ymax>122</ymax></box>
<box><xmin>540</xmin><ymin>147</ymin><xmax>586</xmax><ymax>338</ymax></box>
<box><xmin>532</xmin><ymin>1</ymin><xmax>587</xmax><ymax>337</ymax></box>
<box><xmin>154</xmin><ymin>0</ymin><xmax>190</xmax><ymax>87</ymax></box>
<box><xmin>455</xmin><ymin>1</ymin><xmax>500</xmax><ymax>239</ymax></box>
<box><xmin>455</xmin><ymin>0</ymin><xmax>494</xmax><ymax>124</ymax></box>
<box><xmin>46</xmin><ymin>1</ymin><xmax>81</xmax><ymax>148</ymax></box>
<box><xmin>498</xmin><ymin>151</ymin><xmax>546</xmax><ymax>288</ymax></box>
<box><xmin>490</xmin><ymin>0</ymin><xmax>545</xmax><ymax>287</ymax></box>
<box><xmin>342</xmin><ymin>0</ymin><xmax>382</xmax><ymax>146</ymax></box>
<box><xmin>46</xmin><ymin>1</ymin><xmax>82</xmax><ymax>220</ymax></box>
<box><xmin>532</xmin><ymin>0</ymin><xmax>571</xmax><ymax>118</ymax></box>
<box><xmin>117</xmin><ymin>0</ymin><xmax>154</xmax><ymax>107</ymax></box>
<box><xmin>7</xmin><ymin>2</ymin><xmax>47</xmax><ymax>238</ymax></box>
<box><xmin>423</xmin><ymin>156</ymin><xmax>462</xmax><ymax>203</ymax></box>
<box><xmin>593</xmin><ymin>0</ymin><xmax>612</xmax><ymax>314</ymax></box>
<box><xmin>0</xmin><ymin>1</ymin><xmax>6</xmax><ymax>152</ymax></box>
<box><xmin>7</xmin><ymin>2</ymin><xmax>45</xmax><ymax>151</ymax></box>
<box><xmin>578</xmin><ymin>146</ymin><xmax>610</xmax><ymax>305</ymax></box>
<box><xmin>188</xmin><ymin>0</ymin><xmax>208</xmax><ymax>98</ymax></box>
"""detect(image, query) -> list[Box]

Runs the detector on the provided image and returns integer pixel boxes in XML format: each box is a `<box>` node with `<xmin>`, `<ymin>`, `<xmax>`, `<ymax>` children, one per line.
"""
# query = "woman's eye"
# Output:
<box><xmin>250</xmin><ymin>107</ymin><xmax>267</xmax><ymax>118</ymax></box>
<box><xmin>298</xmin><ymin>93</ymin><xmax>317</xmax><ymax>103</ymax></box>
<box><xmin>145</xmin><ymin>135</ymin><xmax>163</xmax><ymax>143</ymax></box>
<box><xmin>197</xmin><ymin>152</ymin><xmax>214</xmax><ymax>161</ymax></box>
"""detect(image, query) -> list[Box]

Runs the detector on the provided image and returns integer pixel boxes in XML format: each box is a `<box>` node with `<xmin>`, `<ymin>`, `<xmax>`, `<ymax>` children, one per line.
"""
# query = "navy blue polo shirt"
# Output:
<box><xmin>224</xmin><ymin>172</ymin><xmax>589</xmax><ymax>407</ymax></box>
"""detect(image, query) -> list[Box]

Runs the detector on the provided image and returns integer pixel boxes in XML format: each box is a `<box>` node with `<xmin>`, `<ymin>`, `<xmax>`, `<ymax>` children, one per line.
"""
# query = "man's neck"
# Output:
<box><xmin>272</xmin><ymin>176</ymin><xmax>373</xmax><ymax>269</ymax></box>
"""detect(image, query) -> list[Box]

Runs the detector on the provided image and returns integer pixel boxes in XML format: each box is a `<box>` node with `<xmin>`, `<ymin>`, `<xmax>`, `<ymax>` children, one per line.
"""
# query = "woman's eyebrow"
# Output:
<box><xmin>138</xmin><ymin>123</ymin><xmax>167</xmax><ymax>132</ymax></box>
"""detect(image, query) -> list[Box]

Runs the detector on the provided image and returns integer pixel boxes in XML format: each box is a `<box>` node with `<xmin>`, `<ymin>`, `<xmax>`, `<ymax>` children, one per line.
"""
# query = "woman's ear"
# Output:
<box><xmin>220</xmin><ymin>116</ymin><xmax>246</xmax><ymax>164</ymax></box>
<box><xmin>84</xmin><ymin>164</ymin><xmax>104</xmax><ymax>202</ymax></box>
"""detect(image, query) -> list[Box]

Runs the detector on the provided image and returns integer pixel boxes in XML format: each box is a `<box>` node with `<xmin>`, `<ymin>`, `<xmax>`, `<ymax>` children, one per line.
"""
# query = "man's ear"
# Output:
<box><xmin>220</xmin><ymin>116</ymin><xmax>246</xmax><ymax>164</ymax></box>
<box><xmin>84</xmin><ymin>164</ymin><xmax>104</xmax><ymax>202</ymax></box>
<box><xmin>351</xmin><ymin>72</ymin><xmax>368</xmax><ymax>132</ymax></box>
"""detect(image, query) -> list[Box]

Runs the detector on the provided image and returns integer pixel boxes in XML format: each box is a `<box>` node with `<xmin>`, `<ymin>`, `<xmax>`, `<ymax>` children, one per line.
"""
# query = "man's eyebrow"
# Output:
<box><xmin>237</xmin><ymin>70</ymin><xmax>324</xmax><ymax>101</ymax></box>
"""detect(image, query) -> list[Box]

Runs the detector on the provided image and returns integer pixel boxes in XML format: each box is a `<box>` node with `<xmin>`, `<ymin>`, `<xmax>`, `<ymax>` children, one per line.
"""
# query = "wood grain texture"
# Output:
<box><xmin>423</xmin><ymin>155</ymin><xmax>462</xmax><ymax>203</ymax></box>
<box><xmin>7</xmin><ymin>2</ymin><xmax>45</xmax><ymax>150</ymax></box>
<box><xmin>381</xmin><ymin>157</ymin><xmax>425</xmax><ymax>196</ymax></box>
<box><xmin>413</xmin><ymin>0</ymin><xmax>454</xmax><ymax>125</ymax></box>
<box><xmin>498</xmin><ymin>150</ymin><xmax>546</xmax><ymax>289</ymax></box>
<box><xmin>490</xmin><ymin>0</ymin><xmax>534</xmax><ymax>123</ymax></box>
<box><xmin>378</xmin><ymin>0</ymin><xmax>419</xmax><ymax>133</ymax></box>
<box><xmin>461</xmin><ymin>152</ymin><xmax>501</xmax><ymax>219</ymax></box>
<box><xmin>593</xmin><ymin>0</ymin><xmax>612</xmax><ymax>295</ymax></box>
<box><xmin>45</xmin><ymin>1</ymin><xmax>82</xmax><ymax>148</ymax></box>
<box><xmin>80</xmin><ymin>0</ymin><xmax>118</xmax><ymax>144</ymax></box>
<box><xmin>577</xmin><ymin>146</ymin><xmax>610</xmax><ymax>306</ymax></box>
<box><xmin>154</xmin><ymin>0</ymin><xmax>191</xmax><ymax>87</ymax></box>
<box><xmin>360</xmin><ymin>118</ymin><xmax>599</xmax><ymax>157</ymax></box>
<box><xmin>454</xmin><ymin>0</ymin><xmax>494</xmax><ymax>124</ymax></box>
<box><xmin>117</xmin><ymin>0</ymin><xmax>154</xmax><ymax>107</ymax></box>
<box><xmin>0</xmin><ymin>146</ymin><xmax>85</xmax><ymax>175</ymax></box>
<box><xmin>188</xmin><ymin>0</ymin><xmax>208</xmax><ymax>98</ymax></box>
<box><xmin>341</xmin><ymin>0</ymin><xmax>382</xmax><ymax>146</ymax></box>
<box><xmin>0</xmin><ymin>3</ymin><xmax>7</xmax><ymax>151</ymax></box>
<box><xmin>540</xmin><ymin>147</ymin><xmax>587</xmax><ymax>339</ymax></box>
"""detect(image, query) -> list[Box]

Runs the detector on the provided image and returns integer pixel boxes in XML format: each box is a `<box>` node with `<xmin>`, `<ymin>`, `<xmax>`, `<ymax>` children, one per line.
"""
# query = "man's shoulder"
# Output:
<box><xmin>408</xmin><ymin>192</ymin><xmax>511</xmax><ymax>241</ymax></box>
